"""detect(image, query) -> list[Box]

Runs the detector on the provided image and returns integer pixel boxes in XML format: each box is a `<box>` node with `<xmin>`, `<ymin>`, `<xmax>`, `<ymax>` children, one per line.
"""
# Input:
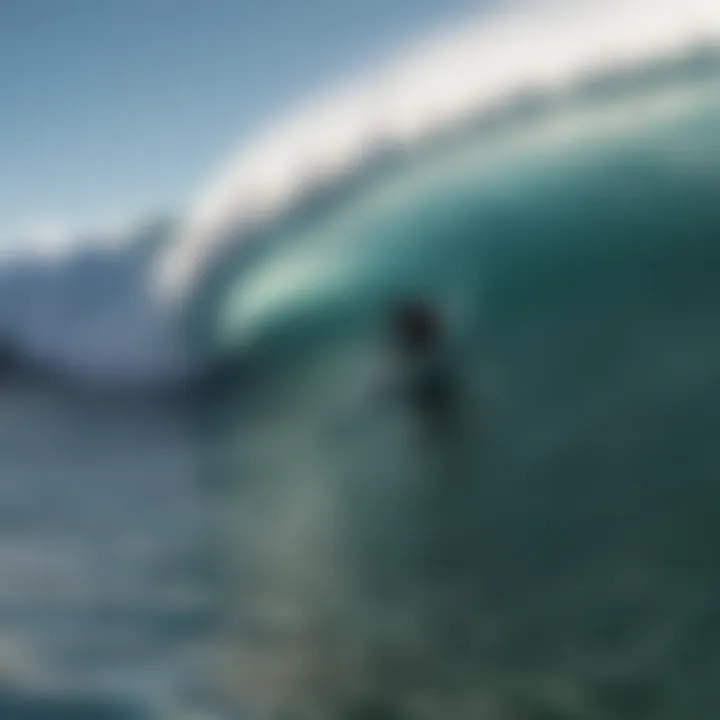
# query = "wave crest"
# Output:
<box><xmin>157</xmin><ymin>0</ymin><xmax>720</xmax><ymax>305</ymax></box>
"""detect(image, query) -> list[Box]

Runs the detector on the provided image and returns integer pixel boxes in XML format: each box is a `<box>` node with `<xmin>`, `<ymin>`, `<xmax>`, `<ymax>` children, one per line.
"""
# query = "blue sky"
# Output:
<box><xmin>0</xmin><ymin>0</ymin><xmax>477</xmax><ymax>241</ymax></box>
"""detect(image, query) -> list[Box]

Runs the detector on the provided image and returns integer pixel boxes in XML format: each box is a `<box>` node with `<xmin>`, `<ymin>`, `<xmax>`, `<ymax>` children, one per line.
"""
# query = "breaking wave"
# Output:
<box><xmin>5</xmin><ymin>0</ymin><xmax>720</xmax><ymax>386</ymax></box>
<box><xmin>158</xmin><ymin>0</ymin><xmax>720</xmax><ymax>309</ymax></box>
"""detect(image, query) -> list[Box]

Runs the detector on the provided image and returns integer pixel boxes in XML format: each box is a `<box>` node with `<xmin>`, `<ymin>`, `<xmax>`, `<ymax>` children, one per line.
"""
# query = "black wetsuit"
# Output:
<box><xmin>393</xmin><ymin>301</ymin><xmax>454</xmax><ymax>424</ymax></box>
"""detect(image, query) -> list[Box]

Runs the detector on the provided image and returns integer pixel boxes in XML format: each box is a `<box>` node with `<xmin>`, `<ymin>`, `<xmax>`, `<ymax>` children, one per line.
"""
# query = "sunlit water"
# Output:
<box><xmin>0</xmin><ymin>381</ymin><xmax>211</xmax><ymax>717</ymax></box>
<box><xmin>5</xmin><ymin>43</ymin><xmax>720</xmax><ymax>720</ymax></box>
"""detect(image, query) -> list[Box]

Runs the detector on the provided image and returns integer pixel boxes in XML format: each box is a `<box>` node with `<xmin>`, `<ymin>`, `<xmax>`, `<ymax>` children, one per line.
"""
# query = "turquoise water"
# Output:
<box><xmin>199</xmin><ymin>68</ymin><xmax>720</xmax><ymax>718</ymax></box>
<box><xmin>206</xmin><ymin>64</ymin><xmax>720</xmax><ymax>356</ymax></box>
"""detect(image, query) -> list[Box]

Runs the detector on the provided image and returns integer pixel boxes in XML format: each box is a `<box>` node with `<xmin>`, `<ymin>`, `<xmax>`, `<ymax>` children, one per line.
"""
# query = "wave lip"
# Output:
<box><xmin>157</xmin><ymin>0</ymin><xmax>720</xmax><ymax>306</ymax></box>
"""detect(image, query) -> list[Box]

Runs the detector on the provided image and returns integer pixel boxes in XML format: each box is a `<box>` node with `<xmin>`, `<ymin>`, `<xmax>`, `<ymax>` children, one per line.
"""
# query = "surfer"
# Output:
<box><xmin>336</xmin><ymin>297</ymin><xmax>458</xmax><ymax>437</ymax></box>
<box><xmin>391</xmin><ymin>298</ymin><xmax>456</xmax><ymax>429</ymax></box>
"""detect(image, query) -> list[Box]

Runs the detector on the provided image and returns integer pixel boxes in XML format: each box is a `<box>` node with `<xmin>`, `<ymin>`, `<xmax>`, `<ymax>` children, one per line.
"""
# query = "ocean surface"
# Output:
<box><xmin>0</xmin><ymin>380</ymin><xmax>212</xmax><ymax>717</ymax></box>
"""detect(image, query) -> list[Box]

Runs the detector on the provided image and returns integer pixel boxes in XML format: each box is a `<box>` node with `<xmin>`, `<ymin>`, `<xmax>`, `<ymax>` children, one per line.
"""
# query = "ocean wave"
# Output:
<box><xmin>7</xmin><ymin>0</ymin><xmax>720</xmax><ymax>387</ymax></box>
<box><xmin>157</xmin><ymin>0</ymin><xmax>720</xmax><ymax>311</ymax></box>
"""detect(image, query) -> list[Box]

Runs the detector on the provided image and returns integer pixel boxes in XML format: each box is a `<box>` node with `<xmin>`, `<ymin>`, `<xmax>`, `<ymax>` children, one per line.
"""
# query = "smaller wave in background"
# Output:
<box><xmin>0</xmin><ymin>217</ymin><xmax>197</xmax><ymax>391</ymax></box>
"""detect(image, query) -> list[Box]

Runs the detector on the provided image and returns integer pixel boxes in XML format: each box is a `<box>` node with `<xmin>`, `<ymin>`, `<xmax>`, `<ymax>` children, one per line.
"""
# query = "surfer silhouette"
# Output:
<box><xmin>336</xmin><ymin>298</ymin><xmax>458</xmax><ymax>437</ymax></box>
<box><xmin>391</xmin><ymin>299</ymin><xmax>455</xmax><ymax>430</ymax></box>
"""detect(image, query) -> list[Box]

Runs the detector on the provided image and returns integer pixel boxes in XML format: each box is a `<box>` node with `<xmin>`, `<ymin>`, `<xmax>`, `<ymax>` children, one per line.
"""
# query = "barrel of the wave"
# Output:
<box><xmin>186</xmin><ymin>57</ymin><xmax>720</xmax><ymax>718</ymax></box>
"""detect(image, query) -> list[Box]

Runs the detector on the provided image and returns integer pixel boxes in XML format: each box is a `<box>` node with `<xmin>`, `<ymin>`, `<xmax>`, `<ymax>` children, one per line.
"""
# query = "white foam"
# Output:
<box><xmin>0</xmin><ymin>220</ymin><xmax>192</xmax><ymax>385</ymax></box>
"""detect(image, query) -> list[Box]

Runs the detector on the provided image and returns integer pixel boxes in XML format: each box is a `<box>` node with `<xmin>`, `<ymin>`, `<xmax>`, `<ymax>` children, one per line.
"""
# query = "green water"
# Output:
<box><xmin>201</xmin><ymin>71</ymin><xmax>720</xmax><ymax>718</ymax></box>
